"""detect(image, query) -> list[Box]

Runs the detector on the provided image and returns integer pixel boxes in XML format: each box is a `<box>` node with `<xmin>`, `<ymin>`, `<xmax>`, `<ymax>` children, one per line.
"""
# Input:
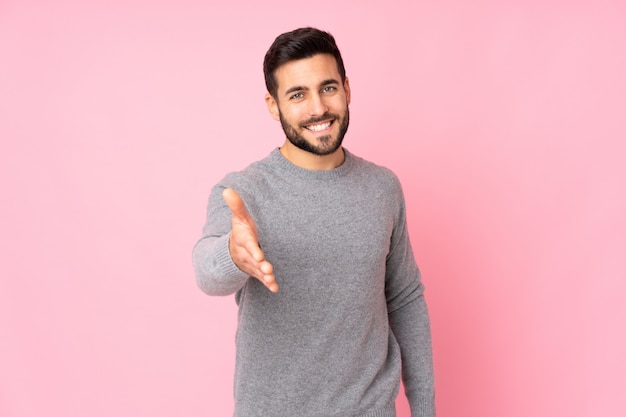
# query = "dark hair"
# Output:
<box><xmin>263</xmin><ymin>27</ymin><xmax>347</xmax><ymax>98</ymax></box>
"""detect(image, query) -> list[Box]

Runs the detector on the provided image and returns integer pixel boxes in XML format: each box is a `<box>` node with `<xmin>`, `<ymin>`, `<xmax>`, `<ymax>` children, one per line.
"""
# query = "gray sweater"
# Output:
<box><xmin>193</xmin><ymin>148</ymin><xmax>435</xmax><ymax>417</ymax></box>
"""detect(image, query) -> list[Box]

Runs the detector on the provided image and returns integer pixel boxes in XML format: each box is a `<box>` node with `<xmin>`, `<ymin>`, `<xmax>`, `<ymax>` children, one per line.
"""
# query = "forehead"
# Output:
<box><xmin>274</xmin><ymin>53</ymin><xmax>341</xmax><ymax>93</ymax></box>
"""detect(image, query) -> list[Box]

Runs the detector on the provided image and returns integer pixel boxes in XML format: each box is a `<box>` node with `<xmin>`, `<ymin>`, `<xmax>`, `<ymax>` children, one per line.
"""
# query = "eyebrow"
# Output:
<box><xmin>283</xmin><ymin>78</ymin><xmax>340</xmax><ymax>97</ymax></box>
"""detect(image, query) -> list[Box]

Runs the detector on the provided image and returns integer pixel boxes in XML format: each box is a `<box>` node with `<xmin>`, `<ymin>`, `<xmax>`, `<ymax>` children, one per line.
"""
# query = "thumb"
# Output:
<box><xmin>222</xmin><ymin>188</ymin><xmax>250</xmax><ymax>220</ymax></box>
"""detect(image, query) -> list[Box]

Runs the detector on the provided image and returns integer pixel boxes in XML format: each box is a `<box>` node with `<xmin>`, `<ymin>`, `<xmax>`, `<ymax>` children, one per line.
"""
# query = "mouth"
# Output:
<box><xmin>304</xmin><ymin>119</ymin><xmax>334</xmax><ymax>132</ymax></box>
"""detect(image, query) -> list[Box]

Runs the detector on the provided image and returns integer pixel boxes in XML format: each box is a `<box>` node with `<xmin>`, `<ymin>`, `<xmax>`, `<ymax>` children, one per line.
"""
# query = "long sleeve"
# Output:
<box><xmin>388</xmin><ymin>292</ymin><xmax>435</xmax><ymax>416</ymax></box>
<box><xmin>192</xmin><ymin>182</ymin><xmax>250</xmax><ymax>296</ymax></box>
<box><xmin>193</xmin><ymin>149</ymin><xmax>434</xmax><ymax>416</ymax></box>
<box><xmin>385</xmin><ymin>181</ymin><xmax>436</xmax><ymax>417</ymax></box>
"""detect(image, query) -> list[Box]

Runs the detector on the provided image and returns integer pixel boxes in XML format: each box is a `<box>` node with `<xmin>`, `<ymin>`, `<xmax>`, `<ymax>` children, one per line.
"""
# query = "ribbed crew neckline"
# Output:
<box><xmin>268</xmin><ymin>147</ymin><xmax>354</xmax><ymax>181</ymax></box>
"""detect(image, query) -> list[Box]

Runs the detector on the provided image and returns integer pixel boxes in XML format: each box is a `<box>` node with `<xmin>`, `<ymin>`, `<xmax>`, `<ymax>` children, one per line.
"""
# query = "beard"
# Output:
<box><xmin>279</xmin><ymin>107</ymin><xmax>350</xmax><ymax>156</ymax></box>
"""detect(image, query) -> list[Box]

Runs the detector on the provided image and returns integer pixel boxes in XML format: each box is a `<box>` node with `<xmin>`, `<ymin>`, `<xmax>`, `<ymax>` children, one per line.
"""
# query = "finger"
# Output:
<box><xmin>265</xmin><ymin>281</ymin><xmax>279</xmax><ymax>293</ymax></box>
<box><xmin>260</xmin><ymin>266</ymin><xmax>278</xmax><ymax>293</ymax></box>
<box><xmin>247</xmin><ymin>248</ymin><xmax>276</xmax><ymax>291</ymax></box>
<box><xmin>249</xmin><ymin>260</ymin><xmax>277</xmax><ymax>293</ymax></box>
<box><xmin>260</xmin><ymin>261</ymin><xmax>273</xmax><ymax>276</ymax></box>
<box><xmin>259</xmin><ymin>274</ymin><xmax>278</xmax><ymax>291</ymax></box>
<box><xmin>222</xmin><ymin>188</ymin><xmax>249</xmax><ymax>220</ymax></box>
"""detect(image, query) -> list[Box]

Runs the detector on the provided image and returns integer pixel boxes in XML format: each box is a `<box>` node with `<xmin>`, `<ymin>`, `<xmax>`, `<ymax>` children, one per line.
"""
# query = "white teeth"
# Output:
<box><xmin>306</xmin><ymin>121</ymin><xmax>332</xmax><ymax>132</ymax></box>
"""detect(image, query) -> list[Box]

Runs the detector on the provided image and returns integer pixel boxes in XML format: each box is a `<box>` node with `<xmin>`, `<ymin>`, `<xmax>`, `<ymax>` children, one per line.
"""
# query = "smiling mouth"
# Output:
<box><xmin>304</xmin><ymin>120</ymin><xmax>334</xmax><ymax>132</ymax></box>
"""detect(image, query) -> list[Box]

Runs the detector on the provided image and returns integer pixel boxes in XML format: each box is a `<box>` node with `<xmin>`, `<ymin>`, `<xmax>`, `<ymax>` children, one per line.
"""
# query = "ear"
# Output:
<box><xmin>343</xmin><ymin>77</ymin><xmax>351</xmax><ymax>105</ymax></box>
<box><xmin>265</xmin><ymin>93</ymin><xmax>280</xmax><ymax>121</ymax></box>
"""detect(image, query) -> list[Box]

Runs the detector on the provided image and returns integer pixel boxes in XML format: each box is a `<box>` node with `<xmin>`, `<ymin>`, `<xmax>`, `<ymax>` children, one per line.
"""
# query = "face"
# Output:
<box><xmin>266</xmin><ymin>54</ymin><xmax>351</xmax><ymax>156</ymax></box>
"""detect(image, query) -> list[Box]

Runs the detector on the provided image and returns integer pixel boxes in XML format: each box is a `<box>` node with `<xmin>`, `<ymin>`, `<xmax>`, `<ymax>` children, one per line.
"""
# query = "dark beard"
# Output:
<box><xmin>279</xmin><ymin>108</ymin><xmax>350</xmax><ymax>156</ymax></box>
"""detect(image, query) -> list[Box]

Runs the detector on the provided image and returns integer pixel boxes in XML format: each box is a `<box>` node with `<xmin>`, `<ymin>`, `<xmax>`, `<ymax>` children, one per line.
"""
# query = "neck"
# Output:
<box><xmin>279</xmin><ymin>141</ymin><xmax>345</xmax><ymax>171</ymax></box>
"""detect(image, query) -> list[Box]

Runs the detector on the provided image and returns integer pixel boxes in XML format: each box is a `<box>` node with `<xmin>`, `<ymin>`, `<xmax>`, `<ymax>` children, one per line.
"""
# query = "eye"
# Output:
<box><xmin>322</xmin><ymin>86</ymin><xmax>337</xmax><ymax>93</ymax></box>
<box><xmin>290</xmin><ymin>92</ymin><xmax>304</xmax><ymax>100</ymax></box>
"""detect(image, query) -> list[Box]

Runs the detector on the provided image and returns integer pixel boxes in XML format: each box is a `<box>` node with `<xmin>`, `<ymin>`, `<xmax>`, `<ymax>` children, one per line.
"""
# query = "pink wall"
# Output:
<box><xmin>1</xmin><ymin>1</ymin><xmax>625</xmax><ymax>416</ymax></box>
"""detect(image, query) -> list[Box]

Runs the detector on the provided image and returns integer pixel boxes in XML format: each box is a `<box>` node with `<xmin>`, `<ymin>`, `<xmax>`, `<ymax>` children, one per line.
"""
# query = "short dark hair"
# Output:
<box><xmin>263</xmin><ymin>27</ymin><xmax>347</xmax><ymax>98</ymax></box>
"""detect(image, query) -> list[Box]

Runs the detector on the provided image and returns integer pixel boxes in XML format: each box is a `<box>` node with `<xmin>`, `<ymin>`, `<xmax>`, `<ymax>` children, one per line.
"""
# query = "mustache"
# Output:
<box><xmin>298</xmin><ymin>114</ymin><xmax>339</xmax><ymax>128</ymax></box>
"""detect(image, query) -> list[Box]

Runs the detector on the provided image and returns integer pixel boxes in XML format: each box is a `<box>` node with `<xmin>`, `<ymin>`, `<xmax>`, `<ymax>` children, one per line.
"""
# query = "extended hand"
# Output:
<box><xmin>222</xmin><ymin>188</ymin><xmax>278</xmax><ymax>293</ymax></box>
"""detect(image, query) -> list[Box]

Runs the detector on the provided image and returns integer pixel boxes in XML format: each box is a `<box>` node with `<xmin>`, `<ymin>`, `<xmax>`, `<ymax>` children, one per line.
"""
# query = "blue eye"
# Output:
<box><xmin>290</xmin><ymin>92</ymin><xmax>304</xmax><ymax>100</ymax></box>
<box><xmin>322</xmin><ymin>86</ymin><xmax>336</xmax><ymax>93</ymax></box>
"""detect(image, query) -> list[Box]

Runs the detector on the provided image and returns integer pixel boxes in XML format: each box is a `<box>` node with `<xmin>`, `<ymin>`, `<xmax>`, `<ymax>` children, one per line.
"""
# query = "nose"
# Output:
<box><xmin>307</xmin><ymin>92</ymin><xmax>328</xmax><ymax>116</ymax></box>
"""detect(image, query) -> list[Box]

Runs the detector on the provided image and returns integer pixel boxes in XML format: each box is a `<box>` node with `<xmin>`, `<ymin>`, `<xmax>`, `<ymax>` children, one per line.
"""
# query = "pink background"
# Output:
<box><xmin>1</xmin><ymin>1</ymin><xmax>625</xmax><ymax>416</ymax></box>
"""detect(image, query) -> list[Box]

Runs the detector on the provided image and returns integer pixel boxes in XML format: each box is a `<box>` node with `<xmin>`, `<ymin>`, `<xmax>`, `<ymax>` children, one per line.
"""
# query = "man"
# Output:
<box><xmin>193</xmin><ymin>27</ymin><xmax>435</xmax><ymax>417</ymax></box>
